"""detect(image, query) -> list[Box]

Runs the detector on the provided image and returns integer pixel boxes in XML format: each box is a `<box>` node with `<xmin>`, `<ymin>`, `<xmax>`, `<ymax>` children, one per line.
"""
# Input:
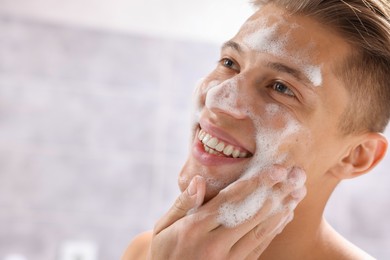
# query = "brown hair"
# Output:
<box><xmin>252</xmin><ymin>0</ymin><xmax>390</xmax><ymax>134</ymax></box>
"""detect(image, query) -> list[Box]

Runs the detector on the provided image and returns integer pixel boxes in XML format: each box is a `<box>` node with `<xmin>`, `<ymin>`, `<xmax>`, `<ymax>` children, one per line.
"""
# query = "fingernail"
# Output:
<box><xmin>188</xmin><ymin>177</ymin><xmax>197</xmax><ymax>196</ymax></box>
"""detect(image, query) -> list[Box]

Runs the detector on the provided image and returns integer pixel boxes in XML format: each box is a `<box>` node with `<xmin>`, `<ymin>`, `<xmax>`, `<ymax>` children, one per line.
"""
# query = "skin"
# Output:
<box><xmin>123</xmin><ymin>4</ymin><xmax>387</xmax><ymax>260</ymax></box>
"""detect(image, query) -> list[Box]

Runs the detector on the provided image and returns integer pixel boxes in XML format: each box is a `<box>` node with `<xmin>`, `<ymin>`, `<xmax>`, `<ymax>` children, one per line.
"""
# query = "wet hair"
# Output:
<box><xmin>252</xmin><ymin>0</ymin><xmax>390</xmax><ymax>134</ymax></box>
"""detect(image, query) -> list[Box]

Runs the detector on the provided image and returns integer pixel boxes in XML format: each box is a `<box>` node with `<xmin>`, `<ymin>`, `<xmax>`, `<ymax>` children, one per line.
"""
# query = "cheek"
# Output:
<box><xmin>249</xmin><ymin>105</ymin><xmax>312</xmax><ymax>171</ymax></box>
<box><xmin>191</xmin><ymin>78</ymin><xmax>221</xmax><ymax>126</ymax></box>
<box><xmin>281</xmin><ymin>130</ymin><xmax>314</xmax><ymax>166</ymax></box>
<box><xmin>195</xmin><ymin>77</ymin><xmax>221</xmax><ymax>105</ymax></box>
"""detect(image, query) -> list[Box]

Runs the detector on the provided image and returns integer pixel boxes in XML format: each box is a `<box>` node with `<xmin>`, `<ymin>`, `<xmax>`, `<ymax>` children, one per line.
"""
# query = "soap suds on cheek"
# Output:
<box><xmin>190</xmin><ymin>78</ymin><xmax>222</xmax><ymax>143</ymax></box>
<box><xmin>193</xmin><ymin>17</ymin><xmax>314</xmax><ymax>226</ymax></box>
<box><xmin>217</xmin><ymin>103</ymin><xmax>306</xmax><ymax>228</ymax></box>
<box><xmin>243</xmin><ymin>104</ymin><xmax>301</xmax><ymax>179</ymax></box>
<box><xmin>192</xmin><ymin>78</ymin><xmax>221</xmax><ymax>122</ymax></box>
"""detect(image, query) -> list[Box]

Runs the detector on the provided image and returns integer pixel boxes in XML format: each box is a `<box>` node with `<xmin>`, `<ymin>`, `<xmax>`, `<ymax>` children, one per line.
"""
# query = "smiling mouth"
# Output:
<box><xmin>198</xmin><ymin>128</ymin><xmax>252</xmax><ymax>158</ymax></box>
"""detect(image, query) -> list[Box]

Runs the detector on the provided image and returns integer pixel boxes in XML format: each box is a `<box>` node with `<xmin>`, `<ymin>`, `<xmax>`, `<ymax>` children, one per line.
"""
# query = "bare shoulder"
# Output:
<box><xmin>121</xmin><ymin>231</ymin><xmax>153</xmax><ymax>260</ymax></box>
<box><xmin>320</xmin><ymin>222</ymin><xmax>375</xmax><ymax>260</ymax></box>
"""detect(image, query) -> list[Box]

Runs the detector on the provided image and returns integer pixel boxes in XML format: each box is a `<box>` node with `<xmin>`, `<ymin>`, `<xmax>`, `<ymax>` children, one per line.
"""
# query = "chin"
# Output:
<box><xmin>178</xmin><ymin>156</ymin><xmax>241</xmax><ymax>203</ymax></box>
<box><xmin>177</xmin><ymin>121</ymin><xmax>255</xmax><ymax>202</ymax></box>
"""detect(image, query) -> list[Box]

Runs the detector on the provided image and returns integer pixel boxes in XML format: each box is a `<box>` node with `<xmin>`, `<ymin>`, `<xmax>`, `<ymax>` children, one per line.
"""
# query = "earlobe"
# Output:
<box><xmin>333</xmin><ymin>133</ymin><xmax>388</xmax><ymax>180</ymax></box>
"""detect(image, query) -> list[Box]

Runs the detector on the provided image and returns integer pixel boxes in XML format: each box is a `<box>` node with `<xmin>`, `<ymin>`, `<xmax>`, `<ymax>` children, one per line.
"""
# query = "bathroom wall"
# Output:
<box><xmin>0</xmin><ymin>14</ymin><xmax>217</xmax><ymax>259</ymax></box>
<box><xmin>0</xmin><ymin>11</ymin><xmax>389</xmax><ymax>260</ymax></box>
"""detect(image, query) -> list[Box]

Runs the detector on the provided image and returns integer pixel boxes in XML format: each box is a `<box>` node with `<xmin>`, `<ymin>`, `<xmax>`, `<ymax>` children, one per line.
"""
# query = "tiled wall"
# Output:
<box><xmin>0</xmin><ymin>14</ymin><xmax>389</xmax><ymax>260</ymax></box>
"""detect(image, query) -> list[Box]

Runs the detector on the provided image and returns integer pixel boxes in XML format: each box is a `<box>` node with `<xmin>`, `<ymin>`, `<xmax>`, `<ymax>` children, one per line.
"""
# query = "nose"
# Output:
<box><xmin>205</xmin><ymin>77</ymin><xmax>249</xmax><ymax>120</ymax></box>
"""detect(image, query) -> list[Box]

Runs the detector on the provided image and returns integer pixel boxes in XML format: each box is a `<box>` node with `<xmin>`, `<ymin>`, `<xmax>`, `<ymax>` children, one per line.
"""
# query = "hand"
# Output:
<box><xmin>147</xmin><ymin>166</ymin><xmax>307</xmax><ymax>260</ymax></box>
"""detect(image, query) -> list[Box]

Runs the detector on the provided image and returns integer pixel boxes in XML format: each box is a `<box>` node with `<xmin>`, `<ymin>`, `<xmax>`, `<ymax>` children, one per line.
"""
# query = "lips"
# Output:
<box><xmin>198</xmin><ymin>129</ymin><xmax>251</xmax><ymax>158</ymax></box>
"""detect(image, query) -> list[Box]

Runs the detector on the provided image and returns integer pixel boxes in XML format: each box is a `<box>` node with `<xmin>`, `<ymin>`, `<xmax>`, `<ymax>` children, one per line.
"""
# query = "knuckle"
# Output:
<box><xmin>174</xmin><ymin>195</ymin><xmax>188</xmax><ymax>213</ymax></box>
<box><xmin>269</xmin><ymin>165</ymin><xmax>288</xmax><ymax>181</ymax></box>
<box><xmin>288</xmin><ymin>167</ymin><xmax>307</xmax><ymax>187</ymax></box>
<box><xmin>290</xmin><ymin>186</ymin><xmax>307</xmax><ymax>200</ymax></box>
<box><xmin>180</xmin><ymin>213</ymin><xmax>204</xmax><ymax>235</ymax></box>
<box><xmin>219</xmin><ymin>185</ymin><xmax>239</xmax><ymax>203</ymax></box>
<box><xmin>252</xmin><ymin>244</ymin><xmax>265</xmax><ymax>256</ymax></box>
<box><xmin>204</xmin><ymin>241</ymin><xmax>224</xmax><ymax>259</ymax></box>
<box><xmin>254</xmin><ymin>225</ymin><xmax>267</xmax><ymax>241</ymax></box>
<box><xmin>176</xmin><ymin>220</ymin><xmax>197</xmax><ymax>241</ymax></box>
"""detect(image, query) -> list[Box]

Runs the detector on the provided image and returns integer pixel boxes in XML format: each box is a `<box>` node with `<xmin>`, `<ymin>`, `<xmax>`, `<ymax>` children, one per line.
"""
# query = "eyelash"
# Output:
<box><xmin>270</xmin><ymin>81</ymin><xmax>296</xmax><ymax>98</ymax></box>
<box><xmin>219</xmin><ymin>57</ymin><xmax>239</xmax><ymax>71</ymax></box>
<box><xmin>219</xmin><ymin>57</ymin><xmax>296</xmax><ymax>98</ymax></box>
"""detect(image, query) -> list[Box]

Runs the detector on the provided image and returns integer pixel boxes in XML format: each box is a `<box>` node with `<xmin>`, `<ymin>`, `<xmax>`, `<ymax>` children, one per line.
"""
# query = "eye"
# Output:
<box><xmin>219</xmin><ymin>58</ymin><xmax>240</xmax><ymax>71</ymax></box>
<box><xmin>223</xmin><ymin>58</ymin><xmax>234</xmax><ymax>67</ymax></box>
<box><xmin>271</xmin><ymin>82</ymin><xmax>295</xmax><ymax>97</ymax></box>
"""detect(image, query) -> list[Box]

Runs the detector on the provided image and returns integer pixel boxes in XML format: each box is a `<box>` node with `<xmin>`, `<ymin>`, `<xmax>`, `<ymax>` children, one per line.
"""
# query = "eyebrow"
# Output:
<box><xmin>221</xmin><ymin>40</ymin><xmax>314</xmax><ymax>87</ymax></box>
<box><xmin>265</xmin><ymin>61</ymin><xmax>313</xmax><ymax>87</ymax></box>
<box><xmin>221</xmin><ymin>40</ymin><xmax>243</xmax><ymax>53</ymax></box>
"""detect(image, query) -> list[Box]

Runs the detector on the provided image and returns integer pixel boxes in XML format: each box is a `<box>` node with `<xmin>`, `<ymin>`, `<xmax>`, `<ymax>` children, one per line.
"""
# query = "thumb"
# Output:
<box><xmin>154</xmin><ymin>175</ymin><xmax>205</xmax><ymax>234</ymax></box>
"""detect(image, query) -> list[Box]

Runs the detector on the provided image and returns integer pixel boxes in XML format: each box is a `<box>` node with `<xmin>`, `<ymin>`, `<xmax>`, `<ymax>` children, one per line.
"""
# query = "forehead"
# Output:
<box><xmin>233</xmin><ymin>4</ymin><xmax>351</xmax><ymax>86</ymax></box>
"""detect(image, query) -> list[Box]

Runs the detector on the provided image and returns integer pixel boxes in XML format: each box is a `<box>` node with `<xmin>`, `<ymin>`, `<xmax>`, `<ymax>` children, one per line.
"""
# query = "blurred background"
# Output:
<box><xmin>0</xmin><ymin>1</ymin><xmax>389</xmax><ymax>259</ymax></box>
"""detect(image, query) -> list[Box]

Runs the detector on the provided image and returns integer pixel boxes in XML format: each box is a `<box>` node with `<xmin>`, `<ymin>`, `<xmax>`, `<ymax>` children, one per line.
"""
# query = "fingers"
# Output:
<box><xmin>209</xmin><ymin>166</ymin><xmax>306</xmax><ymax>247</ymax></box>
<box><xmin>244</xmin><ymin>213</ymin><xmax>294</xmax><ymax>260</ymax></box>
<box><xmin>193</xmin><ymin>166</ymin><xmax>287</xmax><ymax>232</ymax></box>
<box><xmin>153</xmin><ymin>175</ymin><xmax>206</xmax><ymax>235</ymax></box>
<box><xmin>193</xmin><ymin>166</ymin><xmax>286</xmax><ymax>233</ymax></box>
<box><xmin>148</xmin><ymin>165</ymin><xmax>306</xmax><ymax>260</ymax></box>
<box><xmin>224</xmin><ymin>167</ymin><xmax>306</xmax><ymax>258</ymax></box>
<box><xmin>203</xmin><ymin>165</ymin><xmax>288</xmax><ymax>215</ymax></box>
<box><xmin>231</xmin><ymin>209</ymin><xmax>293</xmax><ymax>259</ymax></box>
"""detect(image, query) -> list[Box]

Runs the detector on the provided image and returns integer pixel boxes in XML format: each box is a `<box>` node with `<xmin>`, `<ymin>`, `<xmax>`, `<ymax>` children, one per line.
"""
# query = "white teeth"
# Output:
<box><xmin>239</xmin><ymin>152</ymin><xmax>248</xmax><ymax>158</ymax></box>
<box><xmin>232</xmin><ymin>149</ymin><xmax>240</xmax><ymax>158</ymax></box>
<box><xmin>198</xmin><ymin>130</ymin><xmax>206</xmax><ymax>141</ymax></box>
<box><xmin>215</xmin><ymin>142</ymin><xmax>225</xmax><ymax>152</ymax></box>
<box><xmin>202</xmin><ymin>133</ymin><xmax>211</xmax><ymax>144</ymax></box>
<box><xmin>210</xmin><ymin>149</ymin><xmax>218</xmax><ymax>155</ymax></box>
<box><xmin>206</xmin><ymin>137</ymin><xmax>219</xmax><ymax>149</ymax></box>
<box><xmin>223</xmin><ymin>145</ymin><xmax>234</xmax><ymax>156</ymax></box>
<box><xmin>204</xmin><ymin>145</ymin><xmax>218</xmax><ymax>155</ymax></box>
<box><xmin>199</xmin><ymin>128</ymin><xmax>250</xmax><ymax>158</ymax></box>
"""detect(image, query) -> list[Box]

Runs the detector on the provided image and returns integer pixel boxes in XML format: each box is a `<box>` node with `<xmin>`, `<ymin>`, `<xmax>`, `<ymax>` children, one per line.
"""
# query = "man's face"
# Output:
<box><xmin>179</xmin><ymin>4</ymin><xmax>353</xmax><ymax>201</ymax></box>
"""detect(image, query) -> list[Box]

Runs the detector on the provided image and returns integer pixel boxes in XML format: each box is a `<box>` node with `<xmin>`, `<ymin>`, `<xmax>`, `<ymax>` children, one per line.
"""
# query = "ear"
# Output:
<box><xmin>332</xmin><ymin>133</ymin><xmax>388</xmax><ymax>180</ymax></box>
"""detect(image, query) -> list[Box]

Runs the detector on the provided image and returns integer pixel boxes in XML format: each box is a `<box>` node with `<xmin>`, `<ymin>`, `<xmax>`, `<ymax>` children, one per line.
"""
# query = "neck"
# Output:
<box><xmin>259</xmin><ymin>177</ymin><xmax>338</xmax><ymax>259</ymax></box>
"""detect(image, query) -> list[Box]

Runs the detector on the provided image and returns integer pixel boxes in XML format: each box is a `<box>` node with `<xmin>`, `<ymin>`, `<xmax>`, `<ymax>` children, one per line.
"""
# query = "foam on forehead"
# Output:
<box><xmin>242</xmin><ymin>16</ymin><xmax>289</xmax><ymax>58</ymax></box>
<box><xmin>241</xmin><ymin>14</ymin><xmax>323</xmax><ymax>87</ymax></box>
